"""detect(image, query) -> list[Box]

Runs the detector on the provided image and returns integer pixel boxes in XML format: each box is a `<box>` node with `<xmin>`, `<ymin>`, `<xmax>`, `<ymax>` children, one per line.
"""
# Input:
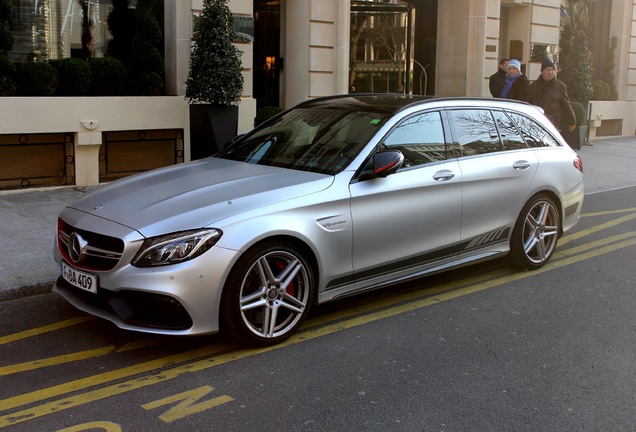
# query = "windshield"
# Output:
<box><xmin>217</xmin><ymin>107</ymin><xmax>389</xmax><ymax>175</ymax></box>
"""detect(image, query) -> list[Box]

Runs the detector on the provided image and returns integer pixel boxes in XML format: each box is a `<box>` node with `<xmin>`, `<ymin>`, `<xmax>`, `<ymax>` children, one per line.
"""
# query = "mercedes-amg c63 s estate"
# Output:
<box><xmin>54</xmin><ymin>94</ymin><xmax>584</xmax><ymax>346</ymax></box>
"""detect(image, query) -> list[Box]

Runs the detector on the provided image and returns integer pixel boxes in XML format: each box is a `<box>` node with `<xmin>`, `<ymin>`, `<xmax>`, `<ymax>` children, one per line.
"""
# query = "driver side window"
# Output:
<box><xmin>383</xmin><ymin>111</ymin><xmax>447</xmax><ymax>167</ymax></box>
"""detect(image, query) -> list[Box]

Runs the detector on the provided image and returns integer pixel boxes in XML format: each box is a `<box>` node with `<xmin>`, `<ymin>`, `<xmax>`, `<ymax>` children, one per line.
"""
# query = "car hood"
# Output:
<box><xmin>68</xmin><ymin>158</ymin><xmax>333</xmax><ymax>237</ymax></box>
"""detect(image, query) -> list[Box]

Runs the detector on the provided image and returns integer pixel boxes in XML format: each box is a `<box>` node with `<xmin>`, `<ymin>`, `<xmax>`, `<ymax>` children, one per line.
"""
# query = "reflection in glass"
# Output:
<box><xmin>384</xmin><ymin>111</ymin><xmax>447</xmax><ymax>166</ymax></box>
<box><xmin>449</xmin><ymin>110</ymin><xmax>503</xmax><ymax>155</ymax></box>
<box><xmin>8</xmin><ymin>1</ymin><xmax>116</xmax><ymax>62</ymax></box>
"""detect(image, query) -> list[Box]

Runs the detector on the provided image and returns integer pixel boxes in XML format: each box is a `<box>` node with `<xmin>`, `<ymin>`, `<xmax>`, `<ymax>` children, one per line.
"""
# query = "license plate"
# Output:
<box><xmin>61</xmin><ymin>261</ymin><xmax>98</xmax><ymax>294</ymax></box>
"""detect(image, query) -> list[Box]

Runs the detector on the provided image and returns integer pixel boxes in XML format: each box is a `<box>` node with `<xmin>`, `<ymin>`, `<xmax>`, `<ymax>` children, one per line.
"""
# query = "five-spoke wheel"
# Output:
<box><xmin>510</xmin><ymin>195</ymin><xmax>561</xmax><ymax>270</ymax></box>
<box><xmin>220</xmin><ymin>241</ymin><xmax>314</xmax><ymax>347</ymax></box>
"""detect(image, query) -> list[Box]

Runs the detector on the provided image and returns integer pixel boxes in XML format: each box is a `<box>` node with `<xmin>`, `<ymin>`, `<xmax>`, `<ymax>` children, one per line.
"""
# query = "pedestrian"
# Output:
<box><xmin>499</xmin><ymin>59</ymin><xmax>529</xmax><ymax>101</ymax></box>
<box><xmin>489</xmin><ymin>58</ymin><xmax>509</xmax><ymax>97</ymax></box>
<box><xmin>528</xmin><ymin>58</ymin><xmax>576</xmax><ymax>132</ymax></box>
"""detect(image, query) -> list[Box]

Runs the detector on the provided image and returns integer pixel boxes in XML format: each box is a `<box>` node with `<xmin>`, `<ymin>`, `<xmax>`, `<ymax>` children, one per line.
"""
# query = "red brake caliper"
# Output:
<box><xmin>274</xmin><ymin>259</ymin><xmax>295</xmax><ymax>296</ymax></box>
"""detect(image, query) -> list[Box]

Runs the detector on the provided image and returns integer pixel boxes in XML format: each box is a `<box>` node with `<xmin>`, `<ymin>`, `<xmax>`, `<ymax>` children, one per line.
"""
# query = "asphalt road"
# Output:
<box><xmin>1</xmin><ymin>186</ymin><xmax>635</xmax><ymax>432</ymax></box>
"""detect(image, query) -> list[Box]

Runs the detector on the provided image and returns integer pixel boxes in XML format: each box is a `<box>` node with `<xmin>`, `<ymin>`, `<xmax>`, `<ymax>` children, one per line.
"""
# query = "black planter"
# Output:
<box><xmin>561</xmin><ymin>125</ymin><xmax>587</xmax><ymax>150</ymax></box>
<box><xmin>189</xmin><ymin>104</ymin><xmax>239</xmax><ymax>160</ymax></box>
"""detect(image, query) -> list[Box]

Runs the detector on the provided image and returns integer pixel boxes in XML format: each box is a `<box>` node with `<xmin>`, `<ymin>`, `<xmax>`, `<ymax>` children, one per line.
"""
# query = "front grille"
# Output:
<box><xmin>58</xmin><ymin>218</ymin><xmax>125</xmax><ymax>271</ymax></box>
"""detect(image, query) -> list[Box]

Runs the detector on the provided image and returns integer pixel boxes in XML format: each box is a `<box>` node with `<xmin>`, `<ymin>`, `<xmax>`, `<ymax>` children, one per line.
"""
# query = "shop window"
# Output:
<box><xmin>8</xmin><ymin>0</ymin><xmax>118</xmax><ymax>62</ymax></box>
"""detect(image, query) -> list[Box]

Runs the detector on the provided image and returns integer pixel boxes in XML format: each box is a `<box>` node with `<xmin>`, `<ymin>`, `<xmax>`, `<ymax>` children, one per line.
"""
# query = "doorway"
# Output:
<box><xmin>253</xmin><ymin>0</ymin><xmax>281</xmax><ymax>110</ymax></box>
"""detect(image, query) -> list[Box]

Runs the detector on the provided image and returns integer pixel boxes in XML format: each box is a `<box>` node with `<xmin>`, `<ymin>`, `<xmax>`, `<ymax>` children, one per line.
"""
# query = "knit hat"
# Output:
<box><xmin>541</xmin><ymin>58</ymin><xmax>556</xmax><ymax>71</ymax></box>
<box><xmin>508</xmin><ymin>59</ymin><xmax>521</xmax><ymax>70</ymax></box>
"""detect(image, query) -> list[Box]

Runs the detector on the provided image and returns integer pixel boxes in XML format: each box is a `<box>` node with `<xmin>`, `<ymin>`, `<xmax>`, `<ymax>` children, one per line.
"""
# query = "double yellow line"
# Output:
<box><xmin>1</xmin><ymin>208</ymin><xmax>635</xmax><ymax>428</ymax></box>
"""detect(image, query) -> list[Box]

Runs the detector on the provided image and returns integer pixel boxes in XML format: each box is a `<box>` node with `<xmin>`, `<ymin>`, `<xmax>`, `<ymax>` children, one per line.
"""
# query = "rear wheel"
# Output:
<box><xmin>509</xmin><ymin>195</ymin><xmax>560</xmax><ymax>270</ymax></box>
<box><xmin>220</xmin><ymin>241</ymin><xmax>314</xmax><ymax>347</ymax></box>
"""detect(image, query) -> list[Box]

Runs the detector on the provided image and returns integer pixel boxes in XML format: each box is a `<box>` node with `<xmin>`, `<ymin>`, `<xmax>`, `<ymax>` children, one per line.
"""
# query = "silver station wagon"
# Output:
<box><xmin>54</xmin><ymin>94</ymin><xmax>584</xmax><ymax>346</ymax></box>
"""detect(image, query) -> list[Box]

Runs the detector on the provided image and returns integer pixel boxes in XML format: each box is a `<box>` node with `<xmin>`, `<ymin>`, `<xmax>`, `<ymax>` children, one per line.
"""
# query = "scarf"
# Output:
<box><xmin>500</xmin><ymin>74</ymin><xmax>521</xmax><ymax>98</ymax></box>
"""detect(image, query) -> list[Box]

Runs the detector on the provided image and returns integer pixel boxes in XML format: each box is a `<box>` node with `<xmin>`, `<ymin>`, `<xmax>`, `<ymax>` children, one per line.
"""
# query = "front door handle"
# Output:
<box><xmin>513</xmin><ymin>160</ymin><xmax>531</xmax><ymax>170</ymax></box>
<box><xmin>433</xmin><ymin>170</ymin><xmax>455</xmax><ymax>181</ymax></box>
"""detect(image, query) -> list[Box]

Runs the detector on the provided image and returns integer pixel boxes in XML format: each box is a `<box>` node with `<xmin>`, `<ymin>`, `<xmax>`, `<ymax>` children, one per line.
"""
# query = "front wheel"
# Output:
<box><xmin>509</xmin><ymin>195</ymin><xmax>561</xmax><ymax>270</ymax></box>
<box><xmin>220</xmin><ymin>241</ymin><xmax>315</xmax><ymax>347</ymax></box>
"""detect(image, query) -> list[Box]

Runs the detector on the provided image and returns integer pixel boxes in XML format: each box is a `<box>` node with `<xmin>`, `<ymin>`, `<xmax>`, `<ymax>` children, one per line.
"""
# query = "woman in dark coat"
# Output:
<box><xmin>499</xmin><ymin>59</ymin><xmax>529</xmax><ymax>101</ymax></box>
<box><xmin>528</xmin><ymin>58</ymin><xmax>576</xmax><ymax>131</ymax></box>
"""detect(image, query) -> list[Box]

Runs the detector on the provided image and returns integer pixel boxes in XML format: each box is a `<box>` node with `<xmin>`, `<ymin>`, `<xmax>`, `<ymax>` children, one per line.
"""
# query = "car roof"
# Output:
<box><xmin>295</xmin><ymin>93</ymin><xmax>533</xmax><ymax>116</ymax></box>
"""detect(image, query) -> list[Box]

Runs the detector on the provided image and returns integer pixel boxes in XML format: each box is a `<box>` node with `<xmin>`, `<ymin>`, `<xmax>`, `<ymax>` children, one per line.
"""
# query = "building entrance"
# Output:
<box><xmin>253</xmin><ymin>0</ymin><xmax>281</xmax><ymax>111</ymax></box>
<box><xmin>350</xmin><ymin>0</ymin><xmax>437</xmax><ymax>95</ymax></box>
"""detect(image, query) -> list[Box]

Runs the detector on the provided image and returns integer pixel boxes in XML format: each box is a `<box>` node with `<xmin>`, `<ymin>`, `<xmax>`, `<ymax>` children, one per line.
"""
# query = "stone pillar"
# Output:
<box><xmin>164</xmin><ymin>0</ymin><xmax>193</xmax><ymax>96</ymax></box>
<box><xmin>335</xmin><ymin>0</ymin><xmax>351</xmax><ymax>95</ymax></box>
<box><xmin>436</xmin><ymin>0</ymin><xmax>488</xmax><ymax>96</ymax></box>
<box><xmin>284</xmin><ymin>0</ymin><xmax>311</xmax><ymax>107</ymax></box>
<box><xmin>75</xmin><ymin>131</ymin><xmax>102</xmax><ymax>186</ymax></box>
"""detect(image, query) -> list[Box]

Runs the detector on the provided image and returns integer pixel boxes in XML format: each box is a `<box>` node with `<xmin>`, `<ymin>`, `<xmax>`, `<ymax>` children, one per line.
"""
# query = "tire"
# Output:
<box><xmin>220</xmin><ymin>240</ymin><xmax>315</xmax><ymax>347</ymax></box>
<box><xmin>509</xmin><ymin>195</ymin><xmax>561</xmax><ymax>270</ymax></box>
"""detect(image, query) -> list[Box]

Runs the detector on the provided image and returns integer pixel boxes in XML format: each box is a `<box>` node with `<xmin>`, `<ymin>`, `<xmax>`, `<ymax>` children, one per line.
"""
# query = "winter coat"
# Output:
<box><xmin>528</xmin><ymin>76</ymin><xmax>576</xmax><ymax>129</ymax></box>
<box><xmin>489</xmin><ymin>69</ymin><xmax>507</xmax><ymax>98</ymax></box>
<box><xmin>500</xmin><ymin>74</ymin><xmax>529</xmax><ymax>102</ymax></box>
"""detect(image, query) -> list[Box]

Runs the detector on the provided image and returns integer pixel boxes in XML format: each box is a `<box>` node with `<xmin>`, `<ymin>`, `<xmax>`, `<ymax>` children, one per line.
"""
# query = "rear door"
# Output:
<box><xmin>447</xmin><ymin>108</ymin><xmax>539</xmax><ymax>251</ymax></box>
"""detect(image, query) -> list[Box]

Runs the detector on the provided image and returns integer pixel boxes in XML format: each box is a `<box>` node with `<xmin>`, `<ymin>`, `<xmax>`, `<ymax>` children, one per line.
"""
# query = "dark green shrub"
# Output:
<box><xmin>128</xmin><ymin>70</ymin><xmax>163</xmax><ymax>96</ymax></box>
<box><xmin>89</xmin><ymin>57</ymin><xmax>128</xmax><ymax>96</ymax></box>
<box><xmin>558</xmin><ymin>2</ymin><xmax>593</xmax><ymax>102</ymax></box>
<box><xmin>186</xmin><ymin>0</ymin><xmax>244</xmax><ymax>105</ymax></box>
<box><xmin>127</xmin><ymin>0</ymin><xmax>164</xmax><ymax>95</ymax></box>
<box><xmin>14</xmin><ymin>62</ymin><xmax>58</xmax><ymax>96</ymax></box>
<box><xmin>591</xmin><ymin>80</ymin><xmax>609</xmax><ymax>101</ymax></box>
<box><xmin>255</xmin><ymin>106</ymin><xmax>284</xmax><ymax>126</ymax></box>
<box><xmin>570</xmin><ymin>101</ymin><xmax>587</xmax><ymax>126</ymax></box>
<box><xmin>0</xmin><ymin>74</ymin><xmax>15</xmax><ymax>95</ymax></box>
<box><xmin>53</xmin><ymin>58</ymin><xmax>92</xmax><ymax>96</ymax></box>
<box><xmin>604</xmin><ymin>36</ymin><xmax>619</xmax><ymax>101</ymax></box>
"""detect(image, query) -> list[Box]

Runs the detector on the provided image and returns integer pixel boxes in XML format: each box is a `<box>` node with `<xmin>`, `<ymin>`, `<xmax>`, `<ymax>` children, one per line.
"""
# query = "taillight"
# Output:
<box><xmin>573</xmin><ymin>155</ymin><xmax>583</xmax><ymax>173</ymax></box>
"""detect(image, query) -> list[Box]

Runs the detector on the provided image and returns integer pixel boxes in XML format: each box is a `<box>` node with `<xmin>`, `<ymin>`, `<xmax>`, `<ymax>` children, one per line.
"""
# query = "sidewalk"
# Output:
<box><xmin>1</xmin><ymin>136</ymin><xmax>635</xmax><ymax>302</ymax></box>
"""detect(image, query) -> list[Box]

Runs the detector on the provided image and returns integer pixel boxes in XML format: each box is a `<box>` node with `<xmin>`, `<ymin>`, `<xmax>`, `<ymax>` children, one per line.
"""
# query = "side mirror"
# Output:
<box><xmin>373</xmin><ymin>150</ymin><xmax>404</xmax><ymax>177</ymax></box>
<box><xmin>357</xmin><ymin>150</ymin><xmax>404</xmax><ymax>181</ymax></box>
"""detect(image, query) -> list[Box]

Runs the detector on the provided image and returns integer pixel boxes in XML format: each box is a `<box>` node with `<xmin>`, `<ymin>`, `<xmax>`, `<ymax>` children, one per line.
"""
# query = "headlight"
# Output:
<box><xmin>132</xmin><ymin>229</ymin><xmax>222</xmax><ymax>267</ymax></box>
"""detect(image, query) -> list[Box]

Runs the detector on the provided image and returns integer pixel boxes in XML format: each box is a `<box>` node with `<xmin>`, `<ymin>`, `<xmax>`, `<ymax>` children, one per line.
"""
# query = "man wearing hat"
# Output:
<box><xmin>528</xmin><ymin>58</ymin><xmax>576</xmax><ymax>132</ymax></box>
<box><xmin>499</xmin><ymin>59</ymin><xmax>529</xmax><ymax>101</ymax></box>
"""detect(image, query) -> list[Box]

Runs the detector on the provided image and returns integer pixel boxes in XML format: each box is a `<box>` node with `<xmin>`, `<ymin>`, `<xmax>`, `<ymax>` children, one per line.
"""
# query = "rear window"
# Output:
<box><xmin>507</xmin><ymin>112</ymin><xmax>562</xmax><ymax>148</ymax></box>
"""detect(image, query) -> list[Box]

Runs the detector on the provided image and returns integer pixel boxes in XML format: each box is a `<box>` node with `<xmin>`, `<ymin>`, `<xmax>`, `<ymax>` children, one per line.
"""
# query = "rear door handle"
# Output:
<box><xmin>433</xmin><ymin>170</ymin><xmax>455</xmax><ymax>181</ymax></box>
<box><xmin>513</xmin><ymin>160</ymin><xmax>531</xmax><ymax>170</ymax></box>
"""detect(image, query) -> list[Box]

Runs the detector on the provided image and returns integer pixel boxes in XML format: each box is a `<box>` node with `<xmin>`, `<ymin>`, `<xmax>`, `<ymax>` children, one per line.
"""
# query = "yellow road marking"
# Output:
<box><xmin>0</xmin><ymin>342</ymin><xmax>237</xmax><ymax>413</ymax></box>
<box><xmin>1</xmin><ymin>234</ymin><xmax>635</xmax><ymax>428</ymax></box>
<box><xmin>0</xmin><ymin>339</ymin><xmax>166</xmax><ymax>376</ymax></box>
<box><xmin>559</xmin><ymin>212</ymin><xmax>636</xmax><ymax>246</ymax></box>
<box><xmin>0</xmin><ymin>346</ymin><xmax>116</xmax><ymax>376</ymax></box>
<box><xmin>0</xmin><ymin>316</ymin><xmax>94</xmax><ymax>346</ymax></box>
<box><xmin>581</xmin><ymin>207</ymin><xmax>636</xmax><ymax>217</ymax></box>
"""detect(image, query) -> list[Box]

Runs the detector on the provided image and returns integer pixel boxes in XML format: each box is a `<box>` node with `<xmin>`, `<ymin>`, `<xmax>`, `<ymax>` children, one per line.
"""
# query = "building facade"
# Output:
<box><xmin>0</xmin><ymin>0</ymin><xmax>634</xmax><ymax>189</ymax></box>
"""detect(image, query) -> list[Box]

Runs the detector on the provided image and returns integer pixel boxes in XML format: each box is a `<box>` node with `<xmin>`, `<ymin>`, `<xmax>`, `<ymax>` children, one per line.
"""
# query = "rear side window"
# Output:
<box><xmin>492</xmin><ymin>110</ymin><xmax>527</xmax><ymax>150</ymax></box>
<box><xmin>507</xmin><ymin>112</ymin><xmax>561</xmax><ymax>148</ymax></box>
<box><xmin>448</xmin><ymin>109</ymin><xmax>503</xmax><ymax>155</ymax></box>
<box><xmin>383</xmin><ymin>111</ymin><xmax>447</xmax><ymax>167</ymax></box>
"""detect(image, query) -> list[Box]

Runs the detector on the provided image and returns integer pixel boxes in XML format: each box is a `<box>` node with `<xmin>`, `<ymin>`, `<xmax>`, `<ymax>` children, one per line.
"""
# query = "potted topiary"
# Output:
<box><xmin>185</xmin><ymin>0</ymin><xmax>244</xmax><ymax>159</ymax></box>
<box><xmin>558</xmin><ymin>0</ymin><xmax>592</xmax><ymax>150</ymax></box>
<box><xmin>561</xmin><ymin>101</ymin><xmax>588</xmax><ymax>150</ymax></box>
